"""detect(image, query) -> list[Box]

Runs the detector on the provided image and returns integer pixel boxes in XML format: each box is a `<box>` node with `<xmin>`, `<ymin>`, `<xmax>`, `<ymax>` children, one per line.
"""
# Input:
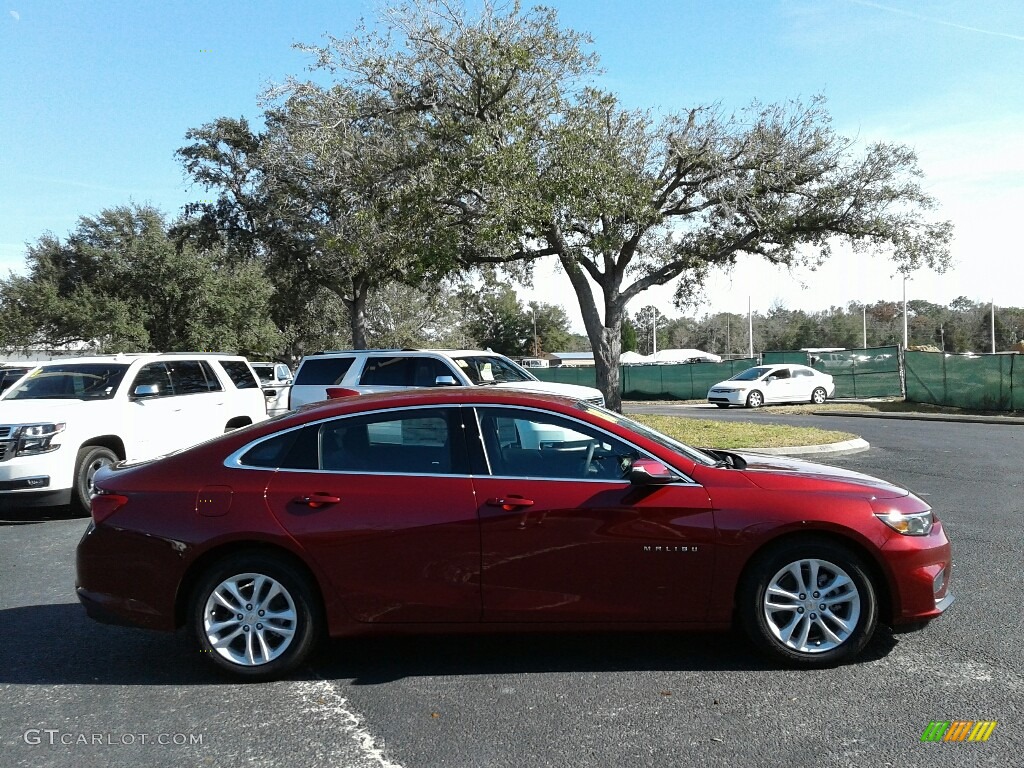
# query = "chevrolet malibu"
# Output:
<box><xmin>77</xmin><ymin>388</ymin><xmax>952</xmax><ymax>680</ymax></box>
<box><xmin>708</xmin><ymin>364</ymin><xmax>836</xmax><ymax>408</ymax></box>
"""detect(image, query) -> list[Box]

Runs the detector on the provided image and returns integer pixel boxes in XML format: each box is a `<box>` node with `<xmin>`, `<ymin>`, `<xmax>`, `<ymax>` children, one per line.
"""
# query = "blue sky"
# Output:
<box><xmin>2</xmin><ymin>1</ymin><xmax>1022</xmax><ymax>329</ymax></box>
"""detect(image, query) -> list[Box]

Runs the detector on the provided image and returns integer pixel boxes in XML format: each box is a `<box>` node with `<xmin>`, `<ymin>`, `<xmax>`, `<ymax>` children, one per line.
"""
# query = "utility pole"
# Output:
<box><xmin>531</xmin><ymin>304</ymin><xmax>539</xmax><ymax>357</ymax></box>
<box><xmin>862</xmin><ymin>305</ymin><xmax>867</xmax><ymax>350</ymax></box>
<box><xmin>748</xmin><ymin>296</ymin><xmax>754</xmax><ymax>358</ymax></box>
<box><xmin>991</xmin><ymin>300</ymin><xmax>996</xmax><ymax>353</ymax></box>
<box><xmin>902</xmin><ymin>276</ymin><xmax>909</xmax><ymax>349</ymax></box>
<box><xmin>652</xmin><ymin>308</ymin><xmax>659</xmax><ymax>358</ymax></box>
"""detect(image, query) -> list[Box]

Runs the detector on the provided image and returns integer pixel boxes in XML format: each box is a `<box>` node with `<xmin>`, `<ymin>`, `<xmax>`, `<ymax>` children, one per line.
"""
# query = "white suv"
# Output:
<box><xmin>289</xmin><ymin>349</ymin><xmax>605</xmax><ymax>409</ymax></box>
<box><xmin>0</xmin><ymin>353</ymin><xmax>268</xmax><ymax>512</ymax></box>
<box><xmin>250</xmin><ymin>361</ymin><xmax>293</xmax><ymax>417</ymax></box>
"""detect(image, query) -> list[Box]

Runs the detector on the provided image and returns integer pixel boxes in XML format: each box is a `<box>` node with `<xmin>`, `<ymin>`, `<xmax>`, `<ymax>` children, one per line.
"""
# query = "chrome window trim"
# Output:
<box><xmin>470</xmin><ymin>404</ymin><xmax>700</xmax><ymax>486</ymax></box>
<box><xmin>223</xmin><ymin>401</ymin><xmax>700</xmax><ymax>486</ymax></box>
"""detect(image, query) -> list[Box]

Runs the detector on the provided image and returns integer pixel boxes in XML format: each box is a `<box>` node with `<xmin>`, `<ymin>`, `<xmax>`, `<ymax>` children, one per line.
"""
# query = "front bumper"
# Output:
<box><xmin>707</xmin><ymin>389</ymin><xmax>749</xmax><ymax>405</ymax></box>
<box><xmin>880</xmin><ymin>519</ymin><xmax>954</xmax><ymax>628</ymax></box>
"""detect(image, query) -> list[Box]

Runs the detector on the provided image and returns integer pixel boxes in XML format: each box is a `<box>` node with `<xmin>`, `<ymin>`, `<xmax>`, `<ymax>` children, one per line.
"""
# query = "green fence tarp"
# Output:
<box><xmin>809</xmin><ymin>346</ymin><xmax>902</xmax><ymax>399</ymax></box>
<box><xmin>906</xmin><ymin>351</ymin><xmax>1019</xmax><ymax>411</ymax></box>
<box><xmin>762</xmin><ymin>351</ymin><xmax>808</xmax><ymax>365</ymax></box>
<box><xmin>531</xmin><ymin>366</ymin><xmax>598</xmax><ymax>390</ymax></box>
<box><xmin>534</xmin><ymin>358</ymin><xmax>759</xmax><ymax>400</ymax></box>
<box><xmin>621</xmin><ymin>358</ymin><xmax>758</xmax><ymax>400</ymax></box>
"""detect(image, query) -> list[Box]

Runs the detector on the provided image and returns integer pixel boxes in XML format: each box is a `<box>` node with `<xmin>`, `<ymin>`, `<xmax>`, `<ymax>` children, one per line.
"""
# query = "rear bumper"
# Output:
<box><xmin>75</xmin><ymin>523</ymin><xmax>181</xmax><ymax>632</ymax></box>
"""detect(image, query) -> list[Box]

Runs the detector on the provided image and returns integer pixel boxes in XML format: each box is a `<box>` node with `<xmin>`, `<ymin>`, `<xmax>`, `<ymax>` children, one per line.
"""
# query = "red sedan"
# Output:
<box><xmin>76</xmin><ymin>389</ymin><xmax>953</xmax><ymax>680</ymax></box>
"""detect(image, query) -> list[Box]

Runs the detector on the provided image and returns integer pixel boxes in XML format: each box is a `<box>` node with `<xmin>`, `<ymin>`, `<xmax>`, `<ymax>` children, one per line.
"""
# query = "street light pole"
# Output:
<box><xmin>531</xmin><ymin>304</ymin><xmax>539</xmax><ymax>357</ymax></box>
<box><xmin>862</xmin><ymin>305</ymin><xmax>867</xmax><ymax>349</ymax></box>
<box><xmin>748</xmin><ymin>296</ymin><xmax>754</xmax><ymax>359</ymax></box>
<box><xmin>991</xmin><ymin>300</ymin><xmax>996</xmax><ymax>353</ymax></box>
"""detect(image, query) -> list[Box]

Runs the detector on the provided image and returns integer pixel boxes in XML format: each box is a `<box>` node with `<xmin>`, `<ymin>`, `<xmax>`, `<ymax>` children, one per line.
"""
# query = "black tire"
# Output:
<box><xmin>191</xmin><ymin>553</ymin><xmax>321</xmax><ymax>681</ymax></box>
<box><xmin>715</xmin><ymin>403</ymin><xmax>730</xmax><ymax>409</ymax></box>
<box><xmin>811</xmin><ymin>387</ymin><xmax>828</xmax><ymax>405</ymax></box>
<box><xmin>738</xmin><ymin>538</ymin><xmax>878</xmax><ymax>667</ymax></box>
<box><xmin>745</xmin><ymin>390</ymin><xmax>764</xmax><ymax>408</ymax></box>
<box><xmin>74</xmin><ymin>446</ymin><xmax>119</xmax><ymax>515</ymax></box>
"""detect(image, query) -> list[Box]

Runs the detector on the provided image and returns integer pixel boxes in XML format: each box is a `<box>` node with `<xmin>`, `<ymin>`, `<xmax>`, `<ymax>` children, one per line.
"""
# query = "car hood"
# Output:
<box><xmin>0</xmin><ymin>399</ymin><xmax>104</xmax><ymax>421</ymax></box>
<box><xmin>735</xmin><ymin>453</ymin><xmax>909</xmax><ymax>499</ymax></box>
<box><xmin>494</xmin><ymin>380</ymin><xmax>604</xmax><ymax>402</ymax></box>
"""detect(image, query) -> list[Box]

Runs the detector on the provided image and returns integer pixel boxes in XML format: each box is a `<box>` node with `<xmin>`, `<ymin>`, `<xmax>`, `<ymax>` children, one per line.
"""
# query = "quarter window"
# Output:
<box><xmin>219</xmin><ymin>360</ymin><xmax>260</xmax><ymax>389</ymax></box>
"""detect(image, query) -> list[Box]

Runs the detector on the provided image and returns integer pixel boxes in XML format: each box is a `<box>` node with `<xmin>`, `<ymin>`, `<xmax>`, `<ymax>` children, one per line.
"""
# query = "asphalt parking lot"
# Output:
<box><xmin>2</xmin><ymin>411</ymin><xmax>1021</xmax><ymax>767</ymax></box>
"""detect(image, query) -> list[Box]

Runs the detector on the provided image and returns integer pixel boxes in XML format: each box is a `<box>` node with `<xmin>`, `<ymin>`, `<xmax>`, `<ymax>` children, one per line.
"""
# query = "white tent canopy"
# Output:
<box><xmin>619</xmin><ymin>349</ymin><xmax>722</xmax><ymax>365</ymax></box>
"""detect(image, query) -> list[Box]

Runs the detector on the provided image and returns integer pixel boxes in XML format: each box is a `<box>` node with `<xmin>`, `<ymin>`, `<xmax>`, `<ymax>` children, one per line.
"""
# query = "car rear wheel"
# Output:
<box><xmin>191</xmin><ymin>554</ymin><xmax>321</xmax><ymax>681</ymax></box>
<box><xmin>739</xmin><ymin>539</ymin><xmax>878</xmax><ymax>667</ymax></box>
<box><xmin>811</xmin><ymin>387</ymin><xmax>828</xmax><ymax>405</ymax></box>
<box><xmin>74</xmin><ymin>446</ymin><xmax>118</xmax><ymax>515</ymax></box>
<box><xmin>745</xmin><ymin>390</ymin><xmax>764</xmax><ymax>408</ymax></box>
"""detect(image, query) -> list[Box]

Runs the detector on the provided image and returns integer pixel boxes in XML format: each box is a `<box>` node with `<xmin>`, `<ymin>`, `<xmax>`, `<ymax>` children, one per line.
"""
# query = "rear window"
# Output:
<box><xmin>219</xmin><ymin>360</ymin><xmax>260</xmax><ymax>389</ymax></box>
<box><xmin>294</xmin><ymin>357</ymin><xmax>356</xmax><ymax>386</ymax></box>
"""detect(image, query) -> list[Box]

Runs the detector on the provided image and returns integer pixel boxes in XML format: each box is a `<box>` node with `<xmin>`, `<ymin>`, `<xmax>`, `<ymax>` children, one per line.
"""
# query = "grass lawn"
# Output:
<box><xmin>629</xmin><ymin>415</ymin><xmax>857</xmax><ymax>449</ymax></box>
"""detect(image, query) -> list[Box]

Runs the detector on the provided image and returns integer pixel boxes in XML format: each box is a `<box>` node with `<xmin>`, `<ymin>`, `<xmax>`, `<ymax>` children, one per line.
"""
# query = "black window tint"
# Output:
<box><xmin>294</xmin><ymin>357</ymin><xmax>355</xmax><ymax>386</ymax></box>
<box><xmin>358</xmin><ymin>356</ymin><xmax>416</xmax><ymax>386</ymax></box>
<box><xmin>219</xmin><ymin>360</ymin><xmax>260</xmax><ymax>389</ymax></box>
<box><xmin>132</xmin><ymin>363</ymin><xmax>172</xmax><ymax>397</ymax></box>
<box><xmin>168</xmin><ymin>360</ymin><xmax>211</xmax><ymax>394</ymax></box>
<box><xmin>239</xmin><ymin>425</ymin><xmax>319</xmax><ymax>470</ymax></box>
<box><xmin>319</xmin><ymin>407</ymin><xmax>467</xmax><ymax>474</ymax></box>
<box><xmin>772</xmin><ymin>368</ymin><xmax>791</xmax><ymax>379</ymax></box>
<box><xmin>476</xmin><ymin>407</ymin><xmax>637</xmax><ymax>481</ymax></box>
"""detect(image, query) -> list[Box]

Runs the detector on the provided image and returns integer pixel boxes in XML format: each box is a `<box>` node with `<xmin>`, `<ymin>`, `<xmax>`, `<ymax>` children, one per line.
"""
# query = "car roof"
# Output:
<box><xmin>29</xmin><ymin>353</ymin><xmax>248</xmax><ymax>366</ymax></box>
<box><xmin>304</xmin><ymin>349</ymin><xmax>507</xmax><ymax>359</ymax></box>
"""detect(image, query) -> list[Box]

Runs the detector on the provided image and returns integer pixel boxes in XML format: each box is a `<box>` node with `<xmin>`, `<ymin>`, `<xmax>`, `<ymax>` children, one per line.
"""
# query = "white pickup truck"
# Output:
<box><xmin>0</xmin><ymin>353</ymin><xmax>267</xmax><ymax>513</ymax></box>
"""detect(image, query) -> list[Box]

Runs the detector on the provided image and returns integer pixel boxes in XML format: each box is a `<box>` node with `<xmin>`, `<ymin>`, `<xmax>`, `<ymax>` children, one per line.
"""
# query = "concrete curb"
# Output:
<box><xmin>740</xmin><ymin>437</ymin><xmax>871</xmax><ymax>457</ymax></box>
<box><xmin>813</xmin><ymin>410</ymin><xmax>1024</xmax><ymax>425</ymax></box>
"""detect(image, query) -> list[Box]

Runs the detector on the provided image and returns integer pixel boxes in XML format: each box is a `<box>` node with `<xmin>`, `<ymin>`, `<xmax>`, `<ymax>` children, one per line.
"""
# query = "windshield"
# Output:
<box><xmin>573</xmin><ymin>401</ymin><xmax>718</xmax><ymax>467</ymax></box>
<box><xmin>729</xmin><ymin>366</ymin><xmax>772</xmax><ymax>382</ymax></box>
<box><xmin>3</xmin><ymin>363</ymin><xmax>130</xmax><ymax>400</ymax></box>
<box><xmin>451</xmin><ymin>355</ymin><xmax>534</xmax><ymax>385</ymax></box>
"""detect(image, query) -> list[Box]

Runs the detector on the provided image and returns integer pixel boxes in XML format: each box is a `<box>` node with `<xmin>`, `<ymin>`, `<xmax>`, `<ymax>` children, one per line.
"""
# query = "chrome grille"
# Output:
<box><xmin>0</xmin><ymin>425</ymin><xmax>11</xmax><ymax>438</ymax></box>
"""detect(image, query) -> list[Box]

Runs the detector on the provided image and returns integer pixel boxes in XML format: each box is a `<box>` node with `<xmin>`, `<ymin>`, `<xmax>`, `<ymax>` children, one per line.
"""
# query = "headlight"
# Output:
<box><xmin>875</xmin><ymin>509</ymin><xmax>934</xmax><ymax>536</ymax></box>
<box><xmin>15</xmin><ymin>423</ymin><xmax>66</xmax><ymax>456</ymax></box>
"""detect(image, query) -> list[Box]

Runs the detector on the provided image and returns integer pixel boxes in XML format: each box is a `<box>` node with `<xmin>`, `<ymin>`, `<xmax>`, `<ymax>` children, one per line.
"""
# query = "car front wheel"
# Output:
<box><xmin>745</xmin><ymin>390</ymin><xmax>764</xmax><ymax>408</ymax></box>
<box><xmin>811</xmin><ymin>387</ymin><xmax>828</xmax><ymax>405</ymax></box>
<box><xmin>739</xmin><ymin>539</ymin><xmax>878</xmax><ymax>666</ymax></box>
<box><xmin>191</xmin><ymin>554</ymin><xmax>321</xmax><ymax>681</ymax></box>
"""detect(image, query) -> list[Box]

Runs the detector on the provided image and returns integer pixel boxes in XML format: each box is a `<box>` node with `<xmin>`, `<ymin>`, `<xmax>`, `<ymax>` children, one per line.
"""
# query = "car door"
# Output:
<box><xmin>764</xmin><ymin>367</ymin><xmax>796</xmax><ymax>403</ymax></box>
<box><xmin>263</xmin><ymin>406</ymin><xmax>481</xmax><ymax>623</ymax></box>
<box><xmin>470</xmin><ymin>406</ymin><xmax>715</xmax><ymax>623</ymax></box>
<box><xmin>125</xmin><ymin>362</ymin><xmax>181</xmax><ymax>459</ymax></box>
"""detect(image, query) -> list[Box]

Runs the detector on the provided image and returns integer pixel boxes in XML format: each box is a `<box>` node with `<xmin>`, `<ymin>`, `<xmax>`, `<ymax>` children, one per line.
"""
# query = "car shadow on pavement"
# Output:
<box><xmin>0</xmin><ymin>603</ymin><xmax>899</xmax><ymax>685</ymax></box>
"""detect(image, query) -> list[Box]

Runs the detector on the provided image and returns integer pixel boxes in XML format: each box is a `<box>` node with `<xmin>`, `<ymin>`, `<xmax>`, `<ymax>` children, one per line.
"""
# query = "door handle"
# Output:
<box><xmin>294</xmin><ymin>493</ymin><xmax>342</xmax><ymax>507</ymax></box>
<box><xmin>486</xmin><ymin>496</ymin><xmax>535</xmax><ymax>510</ymax></box>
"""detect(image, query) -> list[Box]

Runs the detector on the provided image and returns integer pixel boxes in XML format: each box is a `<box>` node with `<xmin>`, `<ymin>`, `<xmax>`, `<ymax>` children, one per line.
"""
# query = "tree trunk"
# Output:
<box><xmin>349</xmin><ymin>274</ymin><xmax>369</xmax><ymax>349</ymax></box>
<box><xmin>558</xmin><ymin>249</ymin><xmax>624</xmax><ymax>411</ymax></box>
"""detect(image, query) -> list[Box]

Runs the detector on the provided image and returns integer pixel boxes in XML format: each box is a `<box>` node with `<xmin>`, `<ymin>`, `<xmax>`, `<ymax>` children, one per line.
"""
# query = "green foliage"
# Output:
<box><xmin>0</xmin><ymin>205</ymin><xmax>282</xmax><ymax>356</ymax></box>
<box><xmin>620</xmin><ymin>317</ymin><xmax>637</xmax><ymax>353</ymax></box>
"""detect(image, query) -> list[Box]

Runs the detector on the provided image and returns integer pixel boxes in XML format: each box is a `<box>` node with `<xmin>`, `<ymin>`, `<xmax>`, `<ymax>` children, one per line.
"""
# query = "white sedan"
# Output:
<box><xmin>707</xmin><ymin>364</ymin><xmax>836</xmax><ymax>408</ymax></box>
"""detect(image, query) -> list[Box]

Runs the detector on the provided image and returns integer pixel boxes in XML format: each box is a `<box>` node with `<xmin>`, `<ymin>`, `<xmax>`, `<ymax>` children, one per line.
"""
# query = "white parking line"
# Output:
<box><xmin>294</xmin><ymin>679</ymin><xmax>403</xmax><ymax>768</ymax></box>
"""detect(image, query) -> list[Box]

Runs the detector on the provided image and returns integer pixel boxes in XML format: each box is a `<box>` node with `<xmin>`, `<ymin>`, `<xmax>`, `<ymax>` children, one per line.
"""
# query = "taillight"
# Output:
<box><xmin>326</xmin><ymin>387</ymin><xmax>360</xmax><ymax>399</ymax></box>
<box><xmin>91</xmin><ymin>492</ymin><xmax>129</xmax><ymax>524</ymax></box>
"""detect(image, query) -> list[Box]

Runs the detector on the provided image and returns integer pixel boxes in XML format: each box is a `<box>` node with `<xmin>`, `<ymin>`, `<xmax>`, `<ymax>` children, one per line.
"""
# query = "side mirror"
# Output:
<box><xmin>132</xmin><ymin>384</ymin><xmax>159</xmax><ymax>398</ymax></box>
<box><xmin>629</xmin><ymin>458</ymin><xmax>679</xmax><ymax>486</ymax></box>
<box><xmin>434</xmin><ymin>375</ymin><xmax>458</xmax><ymax>386</ymax></box>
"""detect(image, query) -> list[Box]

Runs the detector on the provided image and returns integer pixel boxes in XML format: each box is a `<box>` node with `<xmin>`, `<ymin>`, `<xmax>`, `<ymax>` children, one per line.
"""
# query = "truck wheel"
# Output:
<box><xmin>74</xmin><ymin>446</ymin><xmax>118</xmax><ymax>515</ymax></box>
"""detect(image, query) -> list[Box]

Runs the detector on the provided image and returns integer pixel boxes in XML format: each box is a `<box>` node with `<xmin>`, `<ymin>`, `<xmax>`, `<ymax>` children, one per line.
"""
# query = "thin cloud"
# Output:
<box><xmin>9</xmin><ymin>10</ymin><xmax>20</xmax><ymax>21</ymax></box>
<box><xmin>847</xmin><ymin>0</ymin><xmax>1024</xmax><ymax>42</ymax></box>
